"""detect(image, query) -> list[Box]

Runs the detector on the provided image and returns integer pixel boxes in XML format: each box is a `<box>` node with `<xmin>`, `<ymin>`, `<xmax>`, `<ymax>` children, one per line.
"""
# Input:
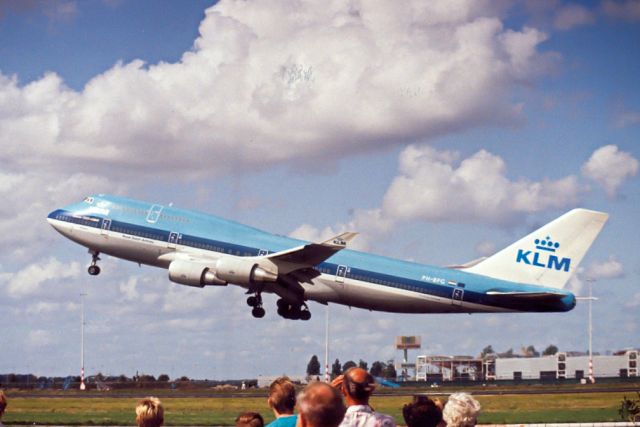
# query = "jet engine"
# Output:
<box><xmin>168</xmin><ymin>260</ymin><xmax>227</xmax><ymax>288</ymax></box>
<box><xmin>214</xmin><ymin>256</ymin><xmax>278</xmax><ymax>285</ymax></box>
<box><xmin>168</xmin><ymin>257</ymin><xmax>278</xmax><ymax>288</ymax></box>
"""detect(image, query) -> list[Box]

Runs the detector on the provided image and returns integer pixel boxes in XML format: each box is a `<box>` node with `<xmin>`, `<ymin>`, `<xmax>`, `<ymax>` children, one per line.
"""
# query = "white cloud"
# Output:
<box><xmin>0</xmin><ymin>1</ymin><xmax>554</xmax><ymax>180</ymax></box>
<box><xmin>27</xmin><ymin>329</ymin><xmax>55</xmax><ymax>347</ymax></box>
<box><xmin>475</xmin><ymin>240</ymin><xmax>497</xmax><ymax>256</ymax></box>
<box><xmin>568</xmin><ymin>256</ymin><xmax>624</xmax><ymax>295</ymax></box>
<box><xmin>382</xmin><ymin>145</ymin><xmax>582</xmax><ymax>225</ymax></box>
<box><xmin>626</xmin><ymin>292</ymin><xmax>640</xmax><ymax>308</ymax></box>
<box><xmin>585</xmin><ymin>255</ymin><xmax>624</xmax><ymax>280</ymax></box>
<box><xmin>25</xmin><ymin>302</ymin><xmax>61</xmax><ymax>315</ymax></box>
<box><xmin>290</xmin><ymin>208</ymin><xmax>393</xmax><ymax>251</ymax></box>
<box><xmin>290</xmin><ymin>143</ymin><xmax>604</xmax><ymax>243</ymax></box>
<box><xmin>553</xmin><ymin>3</ymin><xmax>596</xmax><ymax>30</ymax></box>
<box><xmin>2</xmin><ymin>257</ymin><xmax>81</xmax><ymax>298</ymax></box>
<box><xmin>581</xmin><ymin>145</ymin><xmax>639</xmax><ymax>197</ymax></box>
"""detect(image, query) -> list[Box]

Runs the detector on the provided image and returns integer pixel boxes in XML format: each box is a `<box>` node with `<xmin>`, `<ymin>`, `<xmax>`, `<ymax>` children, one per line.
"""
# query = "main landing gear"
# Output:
<box><xmin>277</xmin><ymin>298</ymin><xmax>311</xmax><ymax>321</ymax></box>
<box><xmin>245</xmin><ymin>294</ymin><xmax>311</xmax><ymax>320</ymax></box>
<box><xmin>246</xmin><ymin>293</ymin><xmax>266</xmax><ymax>318</ymax></box>
<box><xmin>87</xmin><ymin>250</ymin><xmax>101</xmax><ymax>276</ymax></box>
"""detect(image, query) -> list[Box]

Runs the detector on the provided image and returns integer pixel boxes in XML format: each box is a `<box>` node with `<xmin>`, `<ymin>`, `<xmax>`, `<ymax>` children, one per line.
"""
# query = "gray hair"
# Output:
<box><xmin>442</xmin><ymin>393</ymin><xmax>481</xmax><ymax>427</ymax></box>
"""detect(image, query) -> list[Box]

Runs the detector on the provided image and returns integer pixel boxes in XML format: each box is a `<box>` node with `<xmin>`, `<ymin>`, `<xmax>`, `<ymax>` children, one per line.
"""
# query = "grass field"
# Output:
<box><xmin>2</xmin><ymin>388</ymin><xmax>637</xmax><ymax>425</ymax></box>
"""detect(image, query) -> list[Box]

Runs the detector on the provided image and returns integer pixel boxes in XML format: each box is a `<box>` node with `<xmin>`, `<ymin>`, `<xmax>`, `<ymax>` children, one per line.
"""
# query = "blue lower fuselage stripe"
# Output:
<box><xmin>49</xmin><ymin>209</ymin><xmax>572</xmax><ymax>313</ymax></box>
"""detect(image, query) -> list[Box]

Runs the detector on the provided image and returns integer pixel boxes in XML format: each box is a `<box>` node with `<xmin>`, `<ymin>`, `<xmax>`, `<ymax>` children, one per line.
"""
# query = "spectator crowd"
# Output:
<box><xmin>0</xmin><ymin>369</ymin><xmax>481</xmax><ymax>427</ymax></box>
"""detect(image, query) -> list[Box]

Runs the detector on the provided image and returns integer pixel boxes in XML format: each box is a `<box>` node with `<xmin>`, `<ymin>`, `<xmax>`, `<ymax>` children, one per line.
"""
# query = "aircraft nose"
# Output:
<box><xmin>47</xmin><ymin>209</ymin><xmax>66</xmax><ymax>232</ymax></box>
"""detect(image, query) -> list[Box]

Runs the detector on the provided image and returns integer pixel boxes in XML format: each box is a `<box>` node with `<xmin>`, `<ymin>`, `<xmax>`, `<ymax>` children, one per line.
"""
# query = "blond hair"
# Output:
<box><xmin>442</xmin><ymin>393</ymin><xmax>481</xmax><ymax>427</ymax></box>
<box><xmin>136</xmin><ymin>397</ymin><xmax>164</xmax><ymax>427</ymax></box>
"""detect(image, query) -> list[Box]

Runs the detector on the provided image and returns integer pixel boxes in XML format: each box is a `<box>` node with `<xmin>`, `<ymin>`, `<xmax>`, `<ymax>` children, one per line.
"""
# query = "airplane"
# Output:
<box><xmin>47</xmin><ymin>194</ymin><xmax>608</xmax><ymax>320</ymax></box>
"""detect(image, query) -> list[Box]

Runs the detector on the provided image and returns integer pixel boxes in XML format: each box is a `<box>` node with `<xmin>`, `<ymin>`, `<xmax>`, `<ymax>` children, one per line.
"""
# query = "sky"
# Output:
<box><xmin>0</xmin><ymin>0</ymin><xmax>639</xmax><ymax>380</ymax></box>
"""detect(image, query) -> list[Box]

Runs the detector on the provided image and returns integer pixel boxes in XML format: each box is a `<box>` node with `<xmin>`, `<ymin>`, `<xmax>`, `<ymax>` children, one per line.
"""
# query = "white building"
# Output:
<box><xmin>416</xmin><ymin>350</ymin><xmax>638</xmax><ymax>382</ymax></box>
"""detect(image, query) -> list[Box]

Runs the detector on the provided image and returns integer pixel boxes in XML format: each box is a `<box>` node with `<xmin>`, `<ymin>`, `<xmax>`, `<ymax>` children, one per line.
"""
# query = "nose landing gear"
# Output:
<box><xmin>246</xmin><ymin>293</ymin><xmax>265</xmax><ymax>318</ymax></box>
<box><xmin>88</xmin><ymin>251</ymin><xmax>101</xmax><ymax>276</ymax></box>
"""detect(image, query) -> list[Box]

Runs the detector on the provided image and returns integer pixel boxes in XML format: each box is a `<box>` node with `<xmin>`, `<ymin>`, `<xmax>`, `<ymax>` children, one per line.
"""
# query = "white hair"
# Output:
<box><xmin>442</xmin><ymin>393</ymin><xmax>481</xmax><ymax>427</ymax></box>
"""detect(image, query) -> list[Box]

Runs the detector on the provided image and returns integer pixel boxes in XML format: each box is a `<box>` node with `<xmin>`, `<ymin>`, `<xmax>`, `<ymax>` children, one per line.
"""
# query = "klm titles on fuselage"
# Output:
<box><xmin>516</xmin><ymin>236</ymin><xmax>571</xmax><ymax>272</ymax></box>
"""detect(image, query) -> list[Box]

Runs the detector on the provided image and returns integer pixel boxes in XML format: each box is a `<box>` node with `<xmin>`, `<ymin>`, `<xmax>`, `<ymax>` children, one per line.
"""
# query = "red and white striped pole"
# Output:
<box><xmin>80</xmin><ymin>291</ymin><xmax>86</xmax><ymax>390</ymax></box>
<box><xmin>80</xmin><ymin>366</ymin><xmax>86</xmax><ymax>390</ymax></box>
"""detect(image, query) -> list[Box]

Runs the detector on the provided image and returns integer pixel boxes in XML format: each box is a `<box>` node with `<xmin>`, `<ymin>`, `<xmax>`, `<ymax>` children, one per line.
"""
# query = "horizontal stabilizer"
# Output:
<box><xmin>447</xmin><ymin>256</ymin><xmax>487</xmax><ymax>269</ymax></box>
<box><xmin>486</xmin><ymin>290</ymin><xmax>567</xmax><ymax>301</ymax></box>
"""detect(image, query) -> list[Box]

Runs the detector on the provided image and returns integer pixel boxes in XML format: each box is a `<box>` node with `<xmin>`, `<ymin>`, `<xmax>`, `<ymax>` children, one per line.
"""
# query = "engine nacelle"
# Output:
<box><xmin>214</xmin><ymin>256</ymin><xmax>278</xmax><ymax>285</ymax></box>
<box><xmin>168</xmin><ymin>260</ymin><xmax>227</xmax><ymax>288</ymax></box>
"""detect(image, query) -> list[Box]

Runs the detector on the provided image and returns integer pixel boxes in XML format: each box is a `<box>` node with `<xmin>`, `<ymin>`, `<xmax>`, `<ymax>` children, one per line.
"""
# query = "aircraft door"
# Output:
<box><xmin>100</xmin><ymin>219</ymin><xmax>111</xmax><ymax>236</ymax></box>
<box><xmin>451</xmin><ymin>286</ymin><xmax>464</xmax><ymax>306</ymax></box>
<box><xmin>146</xmin><ymin>204</ymin><xmax>163</xmax><ymax>223</ymax></box>
<box><xmin>168</xmin><ymin>232</ymin><xmax>180</xmax><ymax>249</ymax></box>
<box><xmin>335</xmin><ymin>265</ymin><xmax>348</xmax><ymax>283</ymax></box>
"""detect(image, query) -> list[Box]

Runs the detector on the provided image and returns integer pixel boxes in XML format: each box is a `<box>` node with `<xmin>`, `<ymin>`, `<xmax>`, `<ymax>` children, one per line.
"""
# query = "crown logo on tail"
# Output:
<box><xmin>535</xmin><ymin>236</ymin><xmax>560</xmax><ymax>253</ymax></box>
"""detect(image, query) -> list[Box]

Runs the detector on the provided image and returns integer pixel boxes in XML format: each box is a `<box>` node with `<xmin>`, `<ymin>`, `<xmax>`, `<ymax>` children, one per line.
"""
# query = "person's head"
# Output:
<box><xmin>442</xmin><ymin>393</ymin><xmax>481</xmax><ymax>427</ymax></box>
<box><xmin>402</xmin><ymin>395</ymin><xmax>443</xmax><ymax>427</ymax></box>
<box><xmin>135</xmin><ymin>397</ymin><xmax>164</xmax><ymax>427</ymax></box>
<box><xmin>0</xmin><ymin>390</ymin><xmax>7</xmax><ymax>418</ymax></box>
<box><xmin>297</xmin><ymin>382</ymin><xmax>346</xmax><ymax>427</ymax></box>
<box><xmin>341</xmin><ymin>368</ymin><xmax>375</xmax><ymax>405</ymax></box>
<box><xmin>236</xmin><ymin>411</ymin><xmax>264</xmax><ymax>427</ymax></box>
<box><xmin>268</xmin><ymin>376</ymin><xmax>297</xmax><ymax>416</ymax></box>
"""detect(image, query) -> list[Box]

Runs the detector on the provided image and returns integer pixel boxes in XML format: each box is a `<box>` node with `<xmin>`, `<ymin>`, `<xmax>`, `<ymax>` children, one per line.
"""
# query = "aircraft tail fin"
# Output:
<box><xmin>464</xmin><ymin>209</ymin><xmax>608</xmax><ymax>289</ymax></box>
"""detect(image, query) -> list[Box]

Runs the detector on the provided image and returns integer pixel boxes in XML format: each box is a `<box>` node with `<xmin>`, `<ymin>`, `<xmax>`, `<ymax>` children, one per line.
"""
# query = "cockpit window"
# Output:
<box><xmin>84</xmin><ymin>197</ymin><xmax>94</xmax><ymax>204</ymax></box>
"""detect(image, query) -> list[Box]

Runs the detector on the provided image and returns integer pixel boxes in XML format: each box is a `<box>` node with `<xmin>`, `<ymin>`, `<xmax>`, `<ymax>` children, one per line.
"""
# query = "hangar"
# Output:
<box><xmin>416</xmin><ymin>350</ymin><xmax>637</xmax><ymax>382</ymax></box>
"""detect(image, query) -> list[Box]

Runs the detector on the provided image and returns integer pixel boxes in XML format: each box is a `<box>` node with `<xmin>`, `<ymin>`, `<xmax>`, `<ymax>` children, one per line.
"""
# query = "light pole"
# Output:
<box><xmin>324</xmin><ymin>305</ymin><xmax>330</xmax><ymax>382</ymax></box>
<box><xmin>587</xmin><ymin>279</ymin><xmax>595</xmax><ymax>384</ymax></box>
<box><xmin>80</xmin><ymin>290</ymin><xmax>86</xmax><ymax>390</ymax></box>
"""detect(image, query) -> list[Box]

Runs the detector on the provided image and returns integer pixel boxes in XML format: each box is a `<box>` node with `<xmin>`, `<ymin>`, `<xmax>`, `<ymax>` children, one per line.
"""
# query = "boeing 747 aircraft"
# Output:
<box><xmin>48</xmin><ymin>195</ymin><xmax>608</xmax><ymax>320</ymax></box>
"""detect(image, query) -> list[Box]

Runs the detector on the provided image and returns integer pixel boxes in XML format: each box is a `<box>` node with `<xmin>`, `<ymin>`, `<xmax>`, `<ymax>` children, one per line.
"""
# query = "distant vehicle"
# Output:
<box><xmin>48</xmin><ymin>195</ymin><xmax>607</xmax><ymax>320</ymax></box>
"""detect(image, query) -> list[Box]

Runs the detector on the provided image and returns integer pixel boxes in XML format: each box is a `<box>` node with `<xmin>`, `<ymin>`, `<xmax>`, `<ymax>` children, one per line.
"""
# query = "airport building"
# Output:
<box><xmin>416</xmin><ymin>350</ymin><xmax>638</xmax><ymax>382</ymax></box>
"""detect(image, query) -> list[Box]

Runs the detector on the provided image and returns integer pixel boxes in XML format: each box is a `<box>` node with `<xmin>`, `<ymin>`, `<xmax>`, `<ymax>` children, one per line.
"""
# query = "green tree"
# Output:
<box><xmin>480</xmin><ymin>345</ymin><xmax>494</xmax><ymax>358</ymax></box>
<box><xmin>619</xmin><ymin>392</ymin><xmax>640</xmax><ymax>422</ymax></box>
<box><xmin>158</xmin><ymin>374</ymin><xmax>170</xmax><ymax>382</ymax></box>
<box><xmin>369</xmin><ymin>361</ymin><xmax>385</xmax><ymax>377</ymax></box>
<box><xmin>331</xmin><ymin>359</ymin><xmax>342</xmax><ymax>378</ymax></box>
<box><xmin>382</xmin><ymin>360</ymin><xmax>397</xmax><ymax>379</ymax></box>
<box><xmin>543</xmin><ymin>344</ymin><xmax>559</xmax><ymax>356</ymax></box>
<box><xmin>307</xmin><ymin>355</ymin><xmax>321</xmax><ymax>376</ymax></box>
<box><xmin>342</xmin><ymin>360</ymin><xmax>357</xmax><ymax>371</ymax></box>
<box><xmin>526</xmin><ymin>345</ymin><xmax>540</xmax><ymax>357</ymax></box>
<box><xmin>358</xmin><ymin>359</ymin><xmax>368</xmax><ymax>371</ymax></box>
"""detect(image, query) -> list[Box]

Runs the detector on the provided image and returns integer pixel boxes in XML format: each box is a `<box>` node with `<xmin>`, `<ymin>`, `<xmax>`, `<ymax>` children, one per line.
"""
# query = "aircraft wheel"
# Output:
<box><xmin>88</xmin><ymin>265</ymin><xmax>101</xmax><ymax>276</ymax></box>
<box><xmin>289</xmin><ymin>305</ymin><xmax>302</xmax><ymax>320</ymax></box>
<box><xmin>247</xmin><ymin>296</ymin><xmax>258</xmax><ymax>307</ymax></box>
<box><xmin>252</xmin><ymin>307</ymin><xmax>266</xmax><ymax>318</ymax></box>
<box><xmin>300</xmin><ymin>310</ymin><xmax>311</xmax><ymax>321</ymax></box>
<box><xmin>276</xmin><ymin>298</ymin><xmax>287</xmax><ymax>309</ymax></box>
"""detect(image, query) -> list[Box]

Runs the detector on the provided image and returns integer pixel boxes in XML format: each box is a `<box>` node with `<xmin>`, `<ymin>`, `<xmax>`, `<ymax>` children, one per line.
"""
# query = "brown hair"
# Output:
<box><xmin>268</xmin><ymin>376</ymin><xmax>297</xmax><ymax>414</ymax></box>
<box><xmin>403</xmin><ymin>395</ymin><xmax>443</xmax><ymax>427</ymax></box>
<box><xmin>0</xmin><ymin>390</ymin><xmax>7</xmax><ymax>417</ymax></box>
<box><xmin>235</xmin><ymin>411</ymin><xmax>264</xmax><ymax>427</ymax></box>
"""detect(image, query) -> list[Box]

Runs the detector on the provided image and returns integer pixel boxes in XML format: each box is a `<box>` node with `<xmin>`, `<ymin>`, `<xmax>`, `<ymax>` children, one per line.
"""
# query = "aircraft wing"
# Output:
<box><xmin>486</xmin><ymin>290</ymin><xmax>567</xmax><ymax>301</ymax></box>
<box><xmin>266</xmin><ymin>232</ymin><xmax>357</xmax><ymax>273</ymax></box>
